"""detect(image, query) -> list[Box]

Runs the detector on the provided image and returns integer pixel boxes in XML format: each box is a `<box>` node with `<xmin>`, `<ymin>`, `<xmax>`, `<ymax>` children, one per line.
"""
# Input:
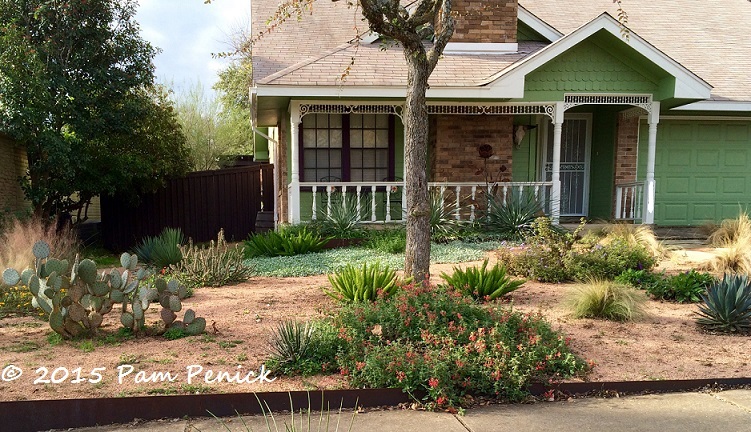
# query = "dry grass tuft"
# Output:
<box><xmin>703</xmin><ymin>211</ymin><xmax>751</xmax><ymax>274</ymax></box>
<box><xmin>707</xmin><ymin>210</ymin><xmax>751</xmax><ymax>247</ymax></box>
<box><xmin>567</xmin><ymin>279</ymin><xmax>648</xmax><ymax>322</ymax></box>
<box><xmin>601</xmin><ymin>223</ymin><xmax>668</xmax><ymax>261</ymax></box>
<box><xmin>0</xmin><ymin>217</ymin><xmax>79</xmax><ymax>271</ymax></box>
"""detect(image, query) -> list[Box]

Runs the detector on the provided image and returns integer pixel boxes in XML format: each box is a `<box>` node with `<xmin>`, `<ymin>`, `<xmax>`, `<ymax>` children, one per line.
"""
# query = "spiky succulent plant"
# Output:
<box><xmin>696</xmin><ymin>274</ymin><xmax>751</xmax><ymax>333</ymax></box>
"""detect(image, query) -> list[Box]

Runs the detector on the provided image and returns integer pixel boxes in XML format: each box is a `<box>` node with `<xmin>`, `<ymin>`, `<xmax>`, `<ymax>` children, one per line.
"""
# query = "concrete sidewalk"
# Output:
<box><xmin>57</xmin><ymin>389</ymin><xmax>751</xmax><ymax>432</ymax></box>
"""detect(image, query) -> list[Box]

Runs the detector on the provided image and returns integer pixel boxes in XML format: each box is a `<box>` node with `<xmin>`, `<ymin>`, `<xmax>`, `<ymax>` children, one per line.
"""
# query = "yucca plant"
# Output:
<box><xmin>567</xmin><ymin>280</ymin><xmax>647</xmax><ymax>322</ymax></box>
<box><xmin>314</xmin><ymin>194</ymin><xmax>368</xmax><ymax>239</ymax></box>
<box><xmin>269</xmin><ymin>321</ymin><xmax>315</xmax><ymax>366</ymax></box>
<box><xmin>696</xmin><ymin>274</ymin><xmax>751</xmax><ymax>333</ymax></box>
<box><xmin>484</xmin><ymin>192</ymin><xmax>544</xmax><ymax>240</ymax></box>
<box><xmin>429</xmin><ymin>189</ymin><xmax>462</xmax><ymax>241</ymax></box>
<box><xmin>245</xmin><ymin>226</ymin><xmax>329</xmax><ymax>258</ymax></box>
<box><xmin>324</xmin><ymin>262</ymin><xmax>406</xmax><ymax>302</ymax></box>
<box><xmin>440</xmin><ymin>259</ymin><xmax>524</xmax><ymax>301</ymax></box>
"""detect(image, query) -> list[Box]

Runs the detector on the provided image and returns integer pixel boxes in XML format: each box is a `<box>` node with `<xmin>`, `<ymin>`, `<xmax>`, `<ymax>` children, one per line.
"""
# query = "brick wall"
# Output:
<box><xmin>614</xmin><ymin>114</ymin><xmax>639</xmax><ymax>184</ymax></box>
<box><xmin>0</xmin><ymin>135</ymin><xmax>28</xmax><ymax>213</ymax></box>
<box><xmin>452</xmin><ymin>0</ymin><xmax>518</xmax><ymax>43</ymax></box>
<box><xmin>277</xmin><ymin>119</ymin><xmax>289</xmax><ymax>223</ymax></box>
<box><xmin>432</xmin><ymin>115</ymin><xmax>514</xmax><ymax>182</ymax></box>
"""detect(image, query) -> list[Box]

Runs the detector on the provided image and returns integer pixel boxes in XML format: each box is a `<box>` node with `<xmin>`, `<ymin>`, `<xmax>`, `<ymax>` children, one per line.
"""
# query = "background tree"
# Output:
<box><xmin>171</xmin><ymin>79</ymin><xmax>252</xmax><ymax>171</ymax></box>
<box><xmin>0</xmin><ymin>0</ymin><xmax>189</xmax><ymax>223</ymax></box>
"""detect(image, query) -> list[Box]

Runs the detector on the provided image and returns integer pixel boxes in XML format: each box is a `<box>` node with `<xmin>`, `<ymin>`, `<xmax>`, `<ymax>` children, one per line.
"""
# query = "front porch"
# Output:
<box><xmin>283</xmin><ymin>97</ymin><xmax>659</xmax><ymax>226</ymax></box>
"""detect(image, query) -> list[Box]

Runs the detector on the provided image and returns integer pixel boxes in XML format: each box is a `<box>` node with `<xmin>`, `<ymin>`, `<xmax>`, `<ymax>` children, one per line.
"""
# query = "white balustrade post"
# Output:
<box><xmin>311</xmin><ymin>186</ymin><xmax>318</xmax><ymax>220</ymax></box>
<box><xmin>551</xmin><ymin>102</ymin><xmax>564</xmax><ymax>224</ymax></box>
<box><xmin>371</xmin><ymin>186</ymin><xmax>377</xmax><ymax>222</ymax></box>
<box><xmin>289</xmin><ymin>101</ymin><xmax>302</xmax><ymax>223</ymax></box>
<box><xmin>643</xmin><ymin>102</ymin><xmax>660</xmax><ymax>225</ymax></box>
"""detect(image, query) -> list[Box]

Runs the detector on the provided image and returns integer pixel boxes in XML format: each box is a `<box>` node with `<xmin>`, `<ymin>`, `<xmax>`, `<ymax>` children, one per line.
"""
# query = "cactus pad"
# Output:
<box><xmin>120</xmin><ymin>253</ymin><xmax>131</xmax><ymax>269</ymax></box>
<box><xmin>49</xmin><ymin>310</ymin><xmax>66</xmax><ymax>335</ymax></box>
<box><xmin>64</xmin><ymin>318</ymin><xmax>84</xmax><ymax>337</ymax></box>
<box><xmin>68</xmin><ymin>303</ymin><xmax>87</xmax><ymax>322</ymax></box>
<box><xmin>90</xmin><ymin>281</ymin><xmax>110</xmax><ymax>297</ymax></box>
<box><xmin>133</xmin><ymin>301</ymin><xmax>144</xmax><ymax>320</ymax></box>
<box><xmin>183</xmin><ymin>309</ymin><xmax>195</xmax><ymax>325</ymax></box>
<box><xmin>160</xmin><ymin>307</ymin><xmax>177</xmax><ymax>326</ymax></box>
<box><xmin>185</xmin><ymin>318</ymin><xmax>206</xmax><ymax>336</ymax></box>
<box><xmin>20</xmin><ymin>268</ymin><xmax>34</xmax><ymax>285</ymax></box>
<box><xmin>167</xmin><ymin>279</ymin><xmax>179</xmax><ymax>294</ymax></box>
<box><xmin>111</xmin><ymin>289</ymin><xmax>124</xmax><ymax>303</ymax></box>
<box><xmin>32</xmin><ymin>241</ymin><xmax>50</xmax><ymax>259</ymax></box>
<box><xmin>155</xmin><ymin>278</ymin><xmax>167</xmax><ymax>294</ymax></box>
<box><xmin>109</xmin><ymin>269</ymin><xmax>122</xmax><ymax>290</ymax></box>
<box><xmin>77</xmin><ymin>259</ymin><xmax>97</xmax><ymax>285</ymax></box>
<box><xmin>28</xmin><ymin>275</ymin><xmax>40</xmax><ymax>296</ymax></box>
<box><xmin>2</xmin><ymin>268</ymin><xmax>20</xmax><ymax>286</ymax></box>
<box><xmin>168</xmin><ymin>295</ymin><xmax>181</xmax><ymax>312</ymax></box>
<box><xmin>123</xmin><ymin>280</ymin><xmax>138</xmax><ymax>295</ymax></box>
<box><xmin>88</xmin><ymin>312</ymin><xmax>103</xmax><ymax>329</ymax></box>
<box><xmin>121</xmin><ymin>312</ymin><xmax>134</xmax><ymax>328</ymax></box>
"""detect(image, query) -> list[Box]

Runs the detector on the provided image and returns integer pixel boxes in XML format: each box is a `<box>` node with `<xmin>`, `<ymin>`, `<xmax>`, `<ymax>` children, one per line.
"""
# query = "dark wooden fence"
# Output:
<box><xmin>101</xmin><ymin>164</ymin><xmax>274</xmax><ymax>251</ymax></box>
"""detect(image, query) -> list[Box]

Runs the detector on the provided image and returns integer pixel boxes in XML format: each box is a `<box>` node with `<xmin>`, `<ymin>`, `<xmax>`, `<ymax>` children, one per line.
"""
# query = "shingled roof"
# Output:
<box><xmin>251</xmin><ymin>0</ymin><xmax>751</xmax><ymax>103</ymax></box>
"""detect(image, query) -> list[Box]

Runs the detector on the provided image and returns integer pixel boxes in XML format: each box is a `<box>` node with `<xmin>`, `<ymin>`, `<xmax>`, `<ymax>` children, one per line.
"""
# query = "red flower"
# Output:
<box><xmin>436</xmin><ymin>396</ymin><xmax>447</xmax><ymax>406</ymax></box>
<box><xmin>428</xmin><ymin>377</ymin><xmax>439</xmax><ymax>388</ymax></box>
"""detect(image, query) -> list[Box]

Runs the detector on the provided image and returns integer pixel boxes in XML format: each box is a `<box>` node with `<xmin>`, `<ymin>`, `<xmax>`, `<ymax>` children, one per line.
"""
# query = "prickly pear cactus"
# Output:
<box><xmin>1</xmin><ymin>241</ymin><xmax>206</xmax><ymax>339</ymax></box>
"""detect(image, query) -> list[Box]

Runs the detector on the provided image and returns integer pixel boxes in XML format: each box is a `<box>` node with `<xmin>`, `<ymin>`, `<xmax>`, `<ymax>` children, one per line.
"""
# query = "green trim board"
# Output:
<box><xmin>638</xmin><ymin>119</ymin><xmax>751</xmax><ymax>225</ymax></box>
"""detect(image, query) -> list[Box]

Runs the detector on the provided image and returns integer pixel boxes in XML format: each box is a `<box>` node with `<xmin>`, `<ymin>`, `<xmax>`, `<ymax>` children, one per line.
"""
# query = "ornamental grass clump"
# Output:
<box><xmin>334</xmin><ymin>282</ymin><xmax>587</xmax><ymax>407</ymax></box>
<box><xmin>567</xmin><ymin>280</ymin><xmax>647</xmax><ymax>322</ymax></box>
<box><xmin>704</xmin><ymin>211</ymin><xmax>751</xmax><ymax>274</ymax></box>
<box><xmin>440</xmin><ymin>259</ymin><xmax>524</xmax><ymax>301</ymax></box>
<box><xmin>696</xmin><ymin>274</ymin><xmax>751</xmax><ymax>333</ymax></box>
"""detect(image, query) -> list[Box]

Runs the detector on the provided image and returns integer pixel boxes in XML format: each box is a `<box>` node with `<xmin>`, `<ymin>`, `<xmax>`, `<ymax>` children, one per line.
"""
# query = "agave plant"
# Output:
<box><xmin>133</xmin><ymin>227</ymin><xmax>185</xmax><ymax>269</ymax></box>
<box><xmin>696</xmin><ymin>274</ymin><xmax>751</xmax><ymax>333</ymax></box>
<box><xmin>324</xmin><ymin>261</ymin><xmax>406</xmax><ymax>302</ymax></box>
<box><xmin>440</xmin><ymin>259</ymin><xmax>525</xmax><ymax>301</ymax></box>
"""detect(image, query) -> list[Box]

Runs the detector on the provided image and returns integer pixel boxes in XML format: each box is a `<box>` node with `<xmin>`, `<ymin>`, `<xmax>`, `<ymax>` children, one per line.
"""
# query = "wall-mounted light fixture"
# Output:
<box><xmin>513</xmin><ymin>124</ymin><xmax>538</xmax><ymax>149</ymax></box>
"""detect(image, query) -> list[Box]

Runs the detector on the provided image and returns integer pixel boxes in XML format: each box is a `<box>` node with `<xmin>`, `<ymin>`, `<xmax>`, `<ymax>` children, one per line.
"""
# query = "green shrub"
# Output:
<box><xmin>267</xmin><ymin>320</ymin><xmax>342</xmax><ymax>376</ymax></box>
<box><xmin>614</xmin><ymin>269</ymin><xmax>663</xmax><ymax>289</ymax></box>
<box><xmin>498</xmin><ymin>217</ymin><xmax>583</xmax><ymax>283</ymax></box>
<box><xmin>566</xmin><ymin>239</ymin><xmax>656</xmax><ymax>281</ymax></box>
<box><xmin>440</xmin><ymin>259</ymin><xmax>524</xmax><ymax>301</ymax></box>
<box><xmin>651</xmin><ymin>270</ymin><xmax>715</xmax><ymax>303</ymax></box>
<box><xmin>172</xmin><ymin>229</ymin><xmax>254</xmax><ymax>288</ymax></box>
<box><xmin>498</xmin><ymin>247</ymin><xmax>570</xmax><ymax>283</ymax></box>
<box><xmin>133</xmin><ymin>227</ymin><xmax>185</xmax><ymax>269</ymax></box>
<box><xmin>334</xmin><ymin>282</ymin><xmax>587</xmax><ymax>407</ymax></box>
<box><xmin>163</xmin><ymin>327</ymin><xmax>188</xmax><ymax>340</ymax></box>
<box><xmin>567</xmin><ymin>280</ymin><xmax>648</xmax><ymax>322</ymax></box>
<box><xmin>483</xmin><ymin>193</ymin><xmax>544</xmax><ymax>240</ymax></box>
<box><xmin>325</xmin><ymin>262</ymin><xmax>405</xmax><ymax>303</ymax></box>
<box><xmin>696</xmin><ymin>274</ymin><xmax>751</xmax><ymax>333</ymax></box>
<box><xmin>244</xmin><ymin>226</ymin><xmax>329</xmax><ymax>258</ymax></box>
<box><xmin>364</xmin><ymin>228</ymin><xmax>406</xmax><ymax>254</ymax></box>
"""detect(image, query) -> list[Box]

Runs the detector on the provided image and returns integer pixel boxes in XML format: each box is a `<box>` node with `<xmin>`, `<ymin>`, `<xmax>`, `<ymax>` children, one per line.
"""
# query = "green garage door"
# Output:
<box><xmin>639</xmin><ymin>119</ymin><xmax>751</xmax><ymax>225</ymax></box>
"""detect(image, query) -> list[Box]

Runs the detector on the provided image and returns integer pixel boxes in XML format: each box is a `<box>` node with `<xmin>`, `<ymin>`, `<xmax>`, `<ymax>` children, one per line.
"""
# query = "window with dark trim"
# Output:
<box><xmin>300</xmin><ymin>113</ymin><xmax>395</xmax><ymax>182</ymax></box>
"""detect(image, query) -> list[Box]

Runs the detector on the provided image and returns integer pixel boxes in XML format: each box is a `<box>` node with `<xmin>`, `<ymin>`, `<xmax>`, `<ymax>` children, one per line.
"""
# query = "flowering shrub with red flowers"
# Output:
<box><xmin>333</xmin><ymin>280</ymin><xmax>587</xmax><ymax>407</ymax></box>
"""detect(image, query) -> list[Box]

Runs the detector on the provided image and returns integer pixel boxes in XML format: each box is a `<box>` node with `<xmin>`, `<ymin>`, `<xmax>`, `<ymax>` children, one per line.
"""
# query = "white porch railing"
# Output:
<box><xmin>614</xmin><ymin>181</ymin><xmax>646</xmax><ymax>221</ymax></box>
<box><xmin>299</xmin><ymin>181</ymin><xmax>553</xmax><ymax>224</ymax></box>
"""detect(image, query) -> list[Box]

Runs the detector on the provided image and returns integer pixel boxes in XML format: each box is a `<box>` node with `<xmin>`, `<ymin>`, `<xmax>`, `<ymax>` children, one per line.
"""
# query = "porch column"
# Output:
<box><xmin>551</xmin><ymin>102</ymin><xmax>564</xmax><ymax>224</ymax></box>
<box><xmin>289</xmin><ymin>101</ymin><xmax>302</xmax><ymax>224</ymax></box>
<box><xmin>643</xmin><ymin>101</ymin><xmax>660</xmax><ymax>225</ymax></box>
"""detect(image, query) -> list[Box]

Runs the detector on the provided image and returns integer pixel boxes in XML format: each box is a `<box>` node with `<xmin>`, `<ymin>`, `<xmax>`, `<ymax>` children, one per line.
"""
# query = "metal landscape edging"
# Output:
<box><xmin>3</xmin><ymin>378</ymin><xmax>751</xmax><ymax>432</ymax></box>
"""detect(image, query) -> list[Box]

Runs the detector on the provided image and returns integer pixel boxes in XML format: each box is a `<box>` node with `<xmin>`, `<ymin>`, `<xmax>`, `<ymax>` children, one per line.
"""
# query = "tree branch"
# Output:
<box><xmin>426</xmin><ymin>0</ymin><xmax>453</xmax><ymax>70</ymax></box>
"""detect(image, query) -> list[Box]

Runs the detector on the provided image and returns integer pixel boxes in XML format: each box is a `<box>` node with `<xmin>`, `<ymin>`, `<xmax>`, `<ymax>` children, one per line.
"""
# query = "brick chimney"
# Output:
<box><xmin>445</xmin><ymin>0</ymin><xmax>518</xmax><ymax>54</ymax></box>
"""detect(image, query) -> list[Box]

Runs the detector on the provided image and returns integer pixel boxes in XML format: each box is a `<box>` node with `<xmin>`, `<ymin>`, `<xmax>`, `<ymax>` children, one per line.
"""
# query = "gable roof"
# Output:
<box><xmin>519</xmin><ymin>0</ymin><xmax>751</xmax><ymax>103</ymax></box>
<box><xmin>251</xmin><ymin>0</ymin><xmax>750</xmax><ymax>106</ymax></box>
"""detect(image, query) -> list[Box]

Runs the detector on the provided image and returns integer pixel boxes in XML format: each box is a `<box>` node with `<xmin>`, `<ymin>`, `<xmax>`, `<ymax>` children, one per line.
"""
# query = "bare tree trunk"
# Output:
<box><xmin>403</xmin><ymin>49</ymin><xmax>431</xmax><ymax>282</ymax></box>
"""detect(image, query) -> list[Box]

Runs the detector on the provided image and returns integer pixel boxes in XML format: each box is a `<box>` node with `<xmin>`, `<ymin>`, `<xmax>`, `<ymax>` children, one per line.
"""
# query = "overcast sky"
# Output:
<box><xmin>135</xmin><ymin>0</ymin><xmax>250</xmax><ymax>95</ymax></box>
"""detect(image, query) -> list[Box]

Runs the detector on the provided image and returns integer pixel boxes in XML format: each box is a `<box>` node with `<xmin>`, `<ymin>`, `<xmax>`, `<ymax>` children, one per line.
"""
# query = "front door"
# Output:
<box><xmin>542</xmin><ymin>114</ymin><xmax>591</xmax><ymax>216</ymax></box>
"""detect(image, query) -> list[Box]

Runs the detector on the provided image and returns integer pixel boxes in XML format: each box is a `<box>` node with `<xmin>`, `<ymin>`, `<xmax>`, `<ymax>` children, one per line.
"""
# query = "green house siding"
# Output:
<box><xmin>512</xmin><ymin>115</ymin><xmax>539</xmax><ymax>182</ymax></box>
<box><xmin>588</xmin><ymin>109</ymin><xmax>617</xmax><ymax>219</ymax></box>
<box><xmin>522</xmin><ymin>37</ymin><xmax>661</xmax><ymax>102</ymax></box>
<box><xmin>638</xmin><ymin>119</ymin><xmax>751</xmax><ymax>225</ymax></box>
<box><xmin>517</xmin><ymin>21</ymin><xmax>548</xmax><ymax>42</ymax></box>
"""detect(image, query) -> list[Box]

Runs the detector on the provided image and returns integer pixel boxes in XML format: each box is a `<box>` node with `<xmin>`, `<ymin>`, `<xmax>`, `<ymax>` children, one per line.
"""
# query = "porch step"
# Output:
<box><xmin>559</xmin><ymin>223</ymin><xmax>709</xmax><ymax>242</ymax></box>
